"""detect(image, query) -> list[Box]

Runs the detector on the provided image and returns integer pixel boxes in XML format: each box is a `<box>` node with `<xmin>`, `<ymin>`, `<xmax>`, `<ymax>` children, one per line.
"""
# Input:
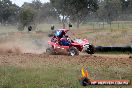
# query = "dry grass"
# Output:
<box><xmin>73</xmin><ymin>28</ymin><xmax>132</xmax><ymax>46</ymax></box>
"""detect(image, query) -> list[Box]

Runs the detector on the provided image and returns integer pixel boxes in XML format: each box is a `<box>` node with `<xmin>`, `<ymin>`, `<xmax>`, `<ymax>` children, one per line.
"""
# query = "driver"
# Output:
<box><xmin>51</xmin><ymin>30</ymin><xmax>65</xmax><ymax>43</ymax></box>
<box><xmin>59</xmin><ymin>35</ymin><xmax>71</xmax><ymax>46</ymax></box>
<box><xmin>51</xmin><ymin>29</ymin><xmax>71</xmax><ymax>46</ymax></box>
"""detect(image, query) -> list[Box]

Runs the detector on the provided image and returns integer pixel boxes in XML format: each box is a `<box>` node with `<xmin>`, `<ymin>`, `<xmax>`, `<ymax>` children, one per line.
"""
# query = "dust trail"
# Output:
<box><xmin>19</xmin><ymin>39</ymin><xmax>49</xmax><ymax>54</ymax></box>
<box><xmin>0</xmin><ymin>32</ymin><xmax>50</xmax><ymax>54</ymax></box>
<box><xmin>0</xmin><ymin>42</ymin><xmax>22</xmax><ymax>54</ymax></box>
<box><xmin>0</xmin><ymin>40</ymin><xmax>49</xmax><ymax>54</ymax></box>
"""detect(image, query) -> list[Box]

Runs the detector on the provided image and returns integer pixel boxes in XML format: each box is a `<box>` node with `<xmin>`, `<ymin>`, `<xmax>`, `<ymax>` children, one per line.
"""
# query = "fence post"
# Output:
<box><xmin>118</xmin><ymin>22</ymin><xmax>119</xmax><ymax>30</ymax></box>
<box><xmin>103</xmin><ymin>22</ymin><xmax>105</xmax><ymax>29</ymax></box>
<box><xmin>93</xmin><ymin>23</ymin><xmax>94</xmax><ymax>30</ymax></box>
<box><xmin>110</xmin><ymin>22</ymin><xmax>112</xmax><ymax>32</ymax></box>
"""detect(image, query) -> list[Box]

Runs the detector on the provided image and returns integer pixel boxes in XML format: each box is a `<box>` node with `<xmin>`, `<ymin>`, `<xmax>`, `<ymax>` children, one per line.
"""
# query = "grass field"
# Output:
<box><xmin>0</xmin><ymin>54</ymin><xmax>132</xmax><ymax>88</ymax></box>
<box><xmin>0</xmin><ymin>22</ymin><xmax>132</xmax><ymax>88</ymax></box>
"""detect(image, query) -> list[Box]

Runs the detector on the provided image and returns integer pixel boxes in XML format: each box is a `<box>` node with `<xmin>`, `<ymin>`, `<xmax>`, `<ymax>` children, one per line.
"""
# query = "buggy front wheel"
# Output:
<box><xmin>68</xmin><ymin>47</ymin><xmax>79</xmax><ymax>56</ymax></box>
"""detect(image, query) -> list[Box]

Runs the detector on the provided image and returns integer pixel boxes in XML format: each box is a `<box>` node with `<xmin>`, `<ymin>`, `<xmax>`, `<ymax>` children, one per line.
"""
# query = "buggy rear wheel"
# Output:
<box><xmin>68</xmin><ymin>47</ymin><xmax>79</xmax><ymax>56</ymax></box>
<box><xmin>46</xmin><ymin>47</ymin><xmax>56</xmax><ymax>55</ymax></box>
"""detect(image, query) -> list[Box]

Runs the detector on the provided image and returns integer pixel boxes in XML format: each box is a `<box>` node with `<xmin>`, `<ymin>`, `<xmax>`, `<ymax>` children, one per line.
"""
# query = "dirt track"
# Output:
<box><xmin>0</xmin><ymin>52</ymin><xmax>132</xmax><ymax>69</ymax></box>
<box><xmin>0</xmin><ymin>32</ymin><xmax>131</xmax><ymax>69</ymax></box>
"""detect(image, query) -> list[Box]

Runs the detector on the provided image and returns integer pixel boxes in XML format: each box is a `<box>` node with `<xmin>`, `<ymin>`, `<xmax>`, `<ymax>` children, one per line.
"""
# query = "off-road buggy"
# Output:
<box><xmin>46</xmin><ymin>29</ymin><xmax>95</xmax><ymax>56</ymax></box>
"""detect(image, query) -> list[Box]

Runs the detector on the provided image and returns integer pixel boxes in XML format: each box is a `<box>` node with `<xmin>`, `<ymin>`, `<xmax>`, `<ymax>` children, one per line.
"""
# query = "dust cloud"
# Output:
<box><xmin>0</xmin><ymin>32</ymin><xmax>49</xmax><ymax>54</ymax></box>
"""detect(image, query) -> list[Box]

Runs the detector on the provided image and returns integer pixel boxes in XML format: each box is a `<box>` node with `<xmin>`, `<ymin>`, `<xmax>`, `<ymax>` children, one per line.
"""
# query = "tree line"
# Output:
<box><xmin>0</xmin><ymin>0</ymin><xmax>132</xmax><ymax>29</ymax></box>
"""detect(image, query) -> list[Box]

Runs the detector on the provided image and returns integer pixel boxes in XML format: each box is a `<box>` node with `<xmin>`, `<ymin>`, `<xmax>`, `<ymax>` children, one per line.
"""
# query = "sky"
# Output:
<box><xmin>11</xmin><ymin>0</ymin><xmax>50</xmax><ymax>7</ymax></box>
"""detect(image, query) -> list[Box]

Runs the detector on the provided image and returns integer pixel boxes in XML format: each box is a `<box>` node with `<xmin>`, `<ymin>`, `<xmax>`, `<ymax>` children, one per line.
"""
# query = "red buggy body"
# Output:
<box><xmin>46</xmin><ymin>29</ymin><xmax>95</xmax><ymax>56</ymax></box>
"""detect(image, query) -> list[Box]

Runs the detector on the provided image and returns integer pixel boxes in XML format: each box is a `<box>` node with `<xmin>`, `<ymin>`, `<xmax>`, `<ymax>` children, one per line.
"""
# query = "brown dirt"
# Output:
<box><xmin>0</xmin><ymin>53</ymin><xmax>131</xmax><ymax>69</ymax></box>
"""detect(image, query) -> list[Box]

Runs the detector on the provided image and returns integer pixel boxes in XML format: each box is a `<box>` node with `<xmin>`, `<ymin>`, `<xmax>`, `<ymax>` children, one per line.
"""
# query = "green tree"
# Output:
<box><xmin>18</xmin><ymin>6</ymin><xmax>36</xmax><ymax>31</ymax></box>
<box><xmin>69</xmin><ymin>0</ymin><xmax>99</xmax><ymax>28</ymax></box>
<box><xmin>39</xmin><ymin>2</ymin><xmax>59</xmax><ymax>23</ymax></box>
<box><xmin>121</xmin><ymin>0</ymin><xmax>129</xmax><ymax>9</ymax></box>
<box><xmin>120</xmin><ymin>0</ymin><xmax>132</xmax><ymax>14</ymax></box>
<box><xmin>31</xmin><ymin>0</ymin><xmax>42</xmax><ymax>10</ymax></box>
<box><xmin>97</xmin><ymin>0</ymin><xmax>122</xmax><ymax>23</ymax></box>
<box><xmin>18</xmin><ymin>0</ymin><xmax>43</xmax><ymax>31</ymax></box>
<box><xmin>50</xmin><ymin>0</ymin><xmax>99</xmax><ymax>28</ymax></box>
<box><xmin>0</xmin><ymin>0</ymin><xmax>19</xmax><ymax>24</ymax></box>
<box><xmin>19</xmin><ymin>0</ymin><xmax>42</xmax><ymax>26</ymax></box>
<box><xmin>50</xmin><ymin>0</ymin><xmax>71</xmax><ymax>28</ymax></box>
